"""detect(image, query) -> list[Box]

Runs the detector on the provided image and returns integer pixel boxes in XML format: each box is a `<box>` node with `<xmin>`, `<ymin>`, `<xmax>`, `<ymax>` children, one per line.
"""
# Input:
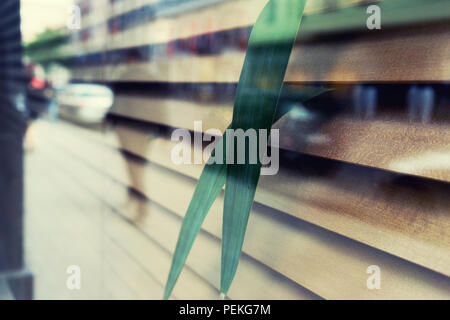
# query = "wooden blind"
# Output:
<box><xmin>36</xmin><ymin>0</ymin><xmax>450</xmax><ymax>299</ymax></box>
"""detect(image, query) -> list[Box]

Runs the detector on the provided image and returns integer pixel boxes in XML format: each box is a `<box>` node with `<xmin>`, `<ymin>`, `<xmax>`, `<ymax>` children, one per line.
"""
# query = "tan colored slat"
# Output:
<box><xmin>285</xmin><ymin>22</ymin><xmax>450</xmax><ymax>82</ymax></box>
<box><xmin>37</xmin><ymin>121</ymin><xmax>131</xmax><ymax>185</ymax></box>
<box><xmin>110</xmin><ymin>96</ymin><xmax>231</xmax><ymax>132</ymax></box>
<box><xmin>110</xmin><ymin>96</ymin><xmax>450</xmax><ymax>182</ymax></box>
<box><xmin>105</xmin><ymin>221</ymin><xmax>221</xmax><ymax>300</ymax></box>
<box><xmin>102</xmin><ymin>263</ymin><xmax>142</xmax><ymax>300</ymax></box>
<box><xmin>104</xmin><ymin>240</ymin><xmax>165</xmax><ymax>299</ymax></box>
<box><xmin>38</xmin><ymin>123</ymin><xmax>317</xmax><ymax>300</ymax></box>
<box><xmin>40</xmin><ymin>120</ymin><xmax>450</xmax><ymax>277</ymax></box>
<box><xmin>292</xmin><ymin>117</ymin><xmax>450</xmax><ymax>183</ymax></box>
<box><xmin>72</xmin><ymin>22</ymin><xmax>450</xmax><ymax>82</ymax></box>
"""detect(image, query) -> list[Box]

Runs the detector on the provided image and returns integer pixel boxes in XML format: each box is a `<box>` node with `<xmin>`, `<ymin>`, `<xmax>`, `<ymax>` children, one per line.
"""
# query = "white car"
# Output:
<box><xmin>57</xmin><ymin>84</ymin><xmax>114</xmax><ymax>123</ymax></box>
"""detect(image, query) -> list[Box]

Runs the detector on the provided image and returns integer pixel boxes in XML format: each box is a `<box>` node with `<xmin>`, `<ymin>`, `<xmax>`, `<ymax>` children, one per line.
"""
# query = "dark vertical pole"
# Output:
<box><xmin>0</xmin><ymin>0</ymin><xmax>33</xmax><ymax>300</ymax></box>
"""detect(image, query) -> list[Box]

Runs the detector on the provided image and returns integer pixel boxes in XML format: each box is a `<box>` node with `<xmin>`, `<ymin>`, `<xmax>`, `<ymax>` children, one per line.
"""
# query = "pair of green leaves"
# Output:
<box><xmin>164</xmin><ymin>0</ymin><xmax>324</xmax><ymax>299</ymax></box>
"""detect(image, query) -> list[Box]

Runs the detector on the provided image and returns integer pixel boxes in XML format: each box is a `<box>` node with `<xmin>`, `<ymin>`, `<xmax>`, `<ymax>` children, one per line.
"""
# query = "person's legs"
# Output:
<box><xmin>24</xmin><ymin>122</ymin><xmax>38</xmax><ymax>152</ymax></box>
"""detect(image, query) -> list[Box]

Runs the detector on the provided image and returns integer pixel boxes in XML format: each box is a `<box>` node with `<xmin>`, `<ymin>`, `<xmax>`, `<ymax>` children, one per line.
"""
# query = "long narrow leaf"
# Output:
<box><xmin>163</xmin><ymin>85</ymin><xmax>326</xmax><ymax>299</ymax></box>
<box><xmin>164</xmin><ymin>0</ymin><xmax>321</xmax><ymax>300</ymax></box>
<box><xmin>163</xmin><ymin>145</ymin><xmax>227</xmax><ymax>299</ymax></box>
<box><xmin>221</xmin><ymin>0</ymin><xmax>308</xmax><ymax>294</ymax></box>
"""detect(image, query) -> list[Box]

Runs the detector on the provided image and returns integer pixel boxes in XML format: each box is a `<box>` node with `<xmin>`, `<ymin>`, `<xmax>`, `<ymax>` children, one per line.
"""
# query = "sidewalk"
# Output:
<box><xmin>24</xmin><ymin>120</ymin><xmax>161</xmax><ymax>299</ymax></box>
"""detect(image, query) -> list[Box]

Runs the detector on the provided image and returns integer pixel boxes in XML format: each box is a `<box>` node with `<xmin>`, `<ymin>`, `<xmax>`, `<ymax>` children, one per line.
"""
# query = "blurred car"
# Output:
<box><xmin>57</xmin><ymin>84</ymin><xmax>114</xmax><ymax>123</ymax></box>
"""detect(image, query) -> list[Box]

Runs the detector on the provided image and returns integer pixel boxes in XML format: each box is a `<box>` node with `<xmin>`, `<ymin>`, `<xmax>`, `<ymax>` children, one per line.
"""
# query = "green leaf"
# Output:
<box><xmin>163</xmin><ymin>86</ymin><xmax>325</xmax><ymax>300</ymax></box>
<box><xmin>163</xmin><ymin>145</ymin><xmax>227</xmax><ymax>300</ymax></box>
<box><xmin>164</xmin><ymin>0</ymin><xmax>321</xmax><ymax>299</ymax></box>
<box><xmin>220</xmin><ymin>0</ymin><xmax>308</xmax><ymax>294</ymax></box>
